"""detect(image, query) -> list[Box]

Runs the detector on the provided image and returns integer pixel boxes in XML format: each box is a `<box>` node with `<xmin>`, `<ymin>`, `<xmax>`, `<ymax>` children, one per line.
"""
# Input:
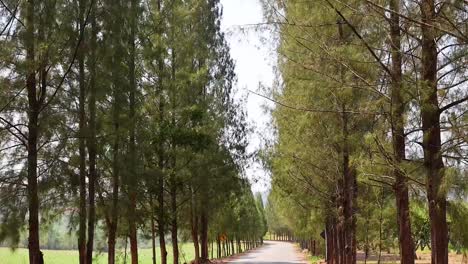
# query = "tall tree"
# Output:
<box><xmin>420</xmin><ymin>1</ymin><xmax>447</xmax><ymax>263</ymax></box>
<box><xmin>25</xmin><ymin>0</ymin><xmax>41</xmax><ymax>262</ymax></box>
<box><xmin>86</xmin><ymin>0</ymin><xmax>98</xmax><ymax>262</ymax></box>
<box><xmin>127</xmin><ymin>0</ymin><xmax>139</xmax><ymax>263</ymax></box>
<box><xmin>389</xmin><ymin>0</ymin><xmax>415</xmax><ymax>263</ymax></box>
<box><xmin>77</xmin><ymin>0</ymin><xmax>88</xmax><ymax>262</ymax></box>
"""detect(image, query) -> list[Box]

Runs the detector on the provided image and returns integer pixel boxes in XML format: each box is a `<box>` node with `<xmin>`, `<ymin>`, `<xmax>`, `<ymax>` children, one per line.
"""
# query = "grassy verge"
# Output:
<box><xmin>0</xmin><ymin>244</ymin><xmax>195</xmax><ymax>264</ymax></box>
<box><xmin>308</xmin><ymin>255</ymin><xmax>323</xmax><ymax>264</ymax></box>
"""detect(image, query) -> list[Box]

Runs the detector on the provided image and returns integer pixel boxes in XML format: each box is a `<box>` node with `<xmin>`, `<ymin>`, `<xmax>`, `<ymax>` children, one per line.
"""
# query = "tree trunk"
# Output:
<box><xmin>108</xmin><ymin>223</ymin><xmax>117</xmax><ymax>264</ymax></box>
<box><xmin>152</xmin><ymin>220</ymin><xmax>157</xmax><ymax>264</ymax></box>
<box><xmin>389</xmin><ymin>1</ymin><xmax>416</xmax><ymax>263</ymax></box>
<box><xmin>200</xmin><ymin>210</ymin><xmax>209</xmax><ymax>261</ymax></box>
<box><xmin>420</xmin><ymin>1</ymin><xmax>448</xmax><ymax>264</ymax></box>
<box><xmin>86</xmin><ymin>1</ymin><xmax>97</xmax><ymax>262</ymax></box>
<box><xmin>78</xmin><ymin>0</ymin><xmax>87</xmax><ymax>261</ymax></box>
<box><xmin>378</xmin><ymin>190</ymin><xmax>384</xmax><ymax>264</ymax></box>
<box><xmin>217</xmin><ymin>237</ymin><xmax>221</xmax><ymax>259</ymax></box>
<box><xmin>171</xmin><ymin>183</ymin><xmax>179</xmax><ymax>264</ymax></box>
<box><xmin>129</xmin><ymin>195</ymin><xmax>138</xmax><ymax>264</ymax></box>
<box><xmin>342</xmin><ymin>106</ymin><xmax>356</xmax><ymax>264</ymax></box>
<box><xmin>326</xmin><ymin>222</ymin><xmax>335</xmax><ymax>264</ymax></box>
<box><xmin>156</xmin><ymin>71</ymin><xmax>167</xmax><ymax>264</ymax></box>
<box><xmin>159</xmin><ymin>216</ymin><xmax>168</xmax><ymax>264</ymax></box>
<box><xmin>312</xmin><ymin>240</ymin><xmax>316</xmax><ymax>255</ymax></box>
<box><xmin>224</xmin><ymin>240</ymin><xmax>231</xmax><ymax>256</ymax></box>
<box><xmin>156</xmin><ymin>0</ymin><xmax>167</xmax><ymax>262</ymax></box>
<box><xmin>25</xmin><ymin>0</ymin><xmax>41</xmax><ymax>263</ymax></box>
<box><xmin>157</xmin><ymin>138</ymin><xmax>167</xmax><ymax>264</ymax></box>
<box><xmin>327</xmin><ymin>225</ymin><xmax>332</xmax><ymax>263</ymax></box>
<box><xmin>128</xmin><ymin>0</ymin><xmax>138</xmax><ymax>262</ymax></box>
<box><xmin>191</xmin><ymin>193</ymin><xmax>200</xmax><ymax>263</ymax></box>
<box><xmin>168</xmin><ymin>46</ymin><xmax>179</xmax><ymax>264</ymax></box>
<box><xmin>124</xmin><ymin>237</ymin><xmax>128</xmax><ymax>263</ymax></box>
<box><xmin>108</xmin><ymin>119</ymin><xmax>120</xmax><ymax>264</ymax></box>
<box><xmin>108</xmin><ymin>35</ymin><xmax>122</xmax><ymax>264</ymax></box>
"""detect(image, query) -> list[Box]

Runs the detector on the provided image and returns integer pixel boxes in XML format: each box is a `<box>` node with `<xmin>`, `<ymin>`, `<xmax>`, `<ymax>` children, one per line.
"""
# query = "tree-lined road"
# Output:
<box><xmin>226</xmin><ymin>241</ymin><xmax>307</xmax><ymax>264</ymax></box>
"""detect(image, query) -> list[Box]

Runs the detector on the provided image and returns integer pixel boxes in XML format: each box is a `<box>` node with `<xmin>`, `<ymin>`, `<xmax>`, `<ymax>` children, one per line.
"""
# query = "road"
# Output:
<box><xmin>225</xmin><ymin>241</ymin><xmax>308</xmax><ymax>264</ymax></box>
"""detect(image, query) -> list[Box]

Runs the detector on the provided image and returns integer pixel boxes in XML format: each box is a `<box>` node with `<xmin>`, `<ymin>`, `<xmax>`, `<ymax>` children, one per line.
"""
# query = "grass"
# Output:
<box><xmin>301</xmin><ymin>247</ymin><xmax>465</xmax><ymax>264</ymax></box>
<box><xmin>0</xmin><ymin>244</ymin><xmax>195</xmax><ymax>264</ymax></box>
<box><xmin>308</xmin><ymin>255</ymin><xmax>323</xmax><ymax>264</ymax></box>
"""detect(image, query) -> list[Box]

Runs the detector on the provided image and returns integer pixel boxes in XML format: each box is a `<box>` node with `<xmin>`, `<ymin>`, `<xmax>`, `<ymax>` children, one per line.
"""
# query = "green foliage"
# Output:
<box><xmin>448</xmin><ymin>201</ymin><xmax>468</xmax><ymax>253</ymax></box>
<box><xmin>261</xmin><ymin>0</ymin><xmax>468</xmax><ymax>259</ymax></box>
<box><xmin>0</xmin><ymin>0</ymin><xmax>259</xmax><ymax>263</ymax></box>
<box><xmin>411</xmin><ymin>202</ymin><xmax>431</xmax><ymax>251</ymax></box>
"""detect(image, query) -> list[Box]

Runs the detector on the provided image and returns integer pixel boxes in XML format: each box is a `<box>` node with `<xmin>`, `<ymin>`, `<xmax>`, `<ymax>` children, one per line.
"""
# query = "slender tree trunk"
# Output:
<box><xmin>217</xmin><ymin>237</ymin><xmax>221</xmax><ymax>258</ymax></box>
<box><xmin>337</xmin><ymin>19</ymin><xmax>357</xmax><ymax>264</ymax></box>
<box><xmin>108</xmin><ymin>37</ymin><xmax>122</xmax><ymax>264</ymax></box>
<box><xmin>389</xmin><ymin>1</ymin><xmax>415</xmax><ymax>263</ymax></box>
<box><xmin>158</xmin><ymin>210</ymin><xmax>167</xmax><ymax>264</ymax></box>
<box><xmin>107</xmin><ymin>34</ymin><xmax>123</xmax><ymax>261</ymax></box>
<box><xmin>128</xmin><ymin>0</ymin><xmax>138</xmax><ymax>262</ymax></box>
<box><xmin>124</xmin><ymin>237</ymin><xmax>128</xmax><ymax>264</ymax></box>
<box><xmin>338</xmin><ymin>221</ymin><xmax>345</xmax><ymax>264</ymax></box>
<box><xmin>108</xmin><ymin>119</ymin><xmax>120</xmax><ymax>264</ymax></box>
<box><xmin>77</xmin><ymin>0</ymin><xmax>87</xmax><ymax>262</ymax></box>
<box><xmin>327</xmin><ymin>222</ymin><xmax>336</xmax><ymax>264</ymax></box>
<box><xmin>191</xmin><ymin>192</ymin><xmax>200</xmax><ymax>263</ymax></box>
<box><xmin>86</xmin><ymin>2</ymin><xmax>97</xmax><ymax>262</ymax></box>
<box><xmin>129</xmin><ymin>198</ymin><xmax>138</xmax><ymax>264</ymax></box>
<box><xmin>313</xmin><ymin>240</ymin><xmax>316</xmax><ymax>256</ymax></box>
<box><xmin>157</xmin><ymin>129</ymin><xmax>167</xmax><ymax>264</ymax></box>
<box><xmin>200</xmin><ymin>210</ymin><xmax>209</xmax><ymax>262</ymax></box>
<box><xmin>108</xmin><ymin>223</ymin><xmax>116</xmax><ymax>264</ymax></box>
<box><xmin>420</xmin><ymin>1</ymin><xmax>448</xmax><ymax>264</ymax></box>
<box><xmin>335</xmin><ymin>184</ymin><xmax>345</xmax><ymax>264</ymax></box>
<box><xmin>378</xmin><ymin>190</ymin><xmax>384</xmax><ymax>264</ymax></box>
<box><xmin>26</xmin><ymin>61</ymin><xmax>41</xmax><ymax>264</ymax></box>
<box><xmin>364</xmin><ymin>205</ymin><xmax>370</xmax><ymax>264</ymax></box>
<box><xmin>25</xmin><ymin>0</ymin><xmax>41</xmax><ymax>263</ymax></box>
<box><xmin>342</xmin><ymin>107</ymin><xmax>356</xmax><ymax>264</ymax></box>
<box><xmin>226</xmin><ymin>240</ymin><xmax>229</xmax><ymax>256</ymax></box>
<box><xmin>155</xmin><ymin>1</ymin><xmax>167</xmax><ymax>263</ymax></box>
<box><xmin>168</xmin><ymin>45</ymin><xmax>179</xmax><ymax>264</ymax></box>
<box><xmin>151</xmin><ymin>197</ymin><xmax>157</xmax><ymax>264</ymax></box>
<box><xmin>171</xmin><ymin>182</ymin><xmax>179</xmax><ymax>264</ymax></box>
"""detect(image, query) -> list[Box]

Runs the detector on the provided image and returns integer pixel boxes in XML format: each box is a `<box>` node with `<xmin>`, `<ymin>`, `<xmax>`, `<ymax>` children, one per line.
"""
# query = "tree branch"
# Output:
<box><xmin>249</xmin><ymin>90</ymin><xmax>382</xmax><ymax>115</ymax></box>
<box><xmin>439</xmin><ymin>95</ymin><xmax>468</xmax><ymax>114</ymax></box>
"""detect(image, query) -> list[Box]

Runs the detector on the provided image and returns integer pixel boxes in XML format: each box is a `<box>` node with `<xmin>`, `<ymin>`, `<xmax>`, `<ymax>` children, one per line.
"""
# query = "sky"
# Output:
<box><xmin>220</xmin><ymin>0</ymin><xmax>276</xmax><ymax>193</ymax></box>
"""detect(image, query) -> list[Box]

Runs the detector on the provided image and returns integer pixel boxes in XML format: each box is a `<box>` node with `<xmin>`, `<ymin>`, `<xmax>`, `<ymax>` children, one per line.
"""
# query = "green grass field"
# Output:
<box><xmin>0</xmin><ymin>244</ymin><xmax>196</xmax><ymax>264</ymax></box>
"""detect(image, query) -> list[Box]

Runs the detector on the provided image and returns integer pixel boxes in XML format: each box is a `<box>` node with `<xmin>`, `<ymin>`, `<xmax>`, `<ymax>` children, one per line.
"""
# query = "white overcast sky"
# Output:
<box><xmin>220</xmin><ymin>0</ymin><xmax>276</xmax><ymax>193</ymax></box>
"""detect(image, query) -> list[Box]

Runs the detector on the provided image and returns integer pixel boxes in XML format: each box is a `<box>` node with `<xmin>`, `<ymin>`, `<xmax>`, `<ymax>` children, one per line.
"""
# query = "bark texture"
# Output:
<box><xmin>420</xmin><ymin>1</ymin><xmax>448</xmax><ymax>264</ymax></box>
<box><xmin>389</xmin><ymin>0</ymin><xmax>415</xmax><ymax>263</ymax></box>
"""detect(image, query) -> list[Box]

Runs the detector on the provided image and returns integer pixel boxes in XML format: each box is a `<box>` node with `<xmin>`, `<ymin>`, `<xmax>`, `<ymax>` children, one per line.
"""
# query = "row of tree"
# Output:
<box><xmin>262</xmin><ymin>0</ymin><xmax>467</xmax><ymax>264</ymax></box>
<box><xmin>0</xmin><ymin>0</ymin><xmax>267</xmax><ymax>264</ymax></box>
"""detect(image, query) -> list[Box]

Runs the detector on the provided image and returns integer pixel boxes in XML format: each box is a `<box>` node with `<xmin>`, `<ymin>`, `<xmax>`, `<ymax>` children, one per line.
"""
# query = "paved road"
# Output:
<box><xmin>225</xmin><ymin>241</ymin><xmax>307</xmax><ymax>264</ymax></box>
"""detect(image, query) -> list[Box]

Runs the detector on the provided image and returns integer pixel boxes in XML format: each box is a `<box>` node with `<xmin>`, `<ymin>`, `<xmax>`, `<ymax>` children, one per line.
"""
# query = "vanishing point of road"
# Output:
<box><xmin>225</xmin><ymin>241</ymin><xmax>308</xmax><ymax>264</ymax></box>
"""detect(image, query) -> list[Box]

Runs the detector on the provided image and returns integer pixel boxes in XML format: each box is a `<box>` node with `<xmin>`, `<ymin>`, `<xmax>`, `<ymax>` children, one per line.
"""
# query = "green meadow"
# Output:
<box><xmin>0</xmin><ymin>244</ymin><xmax>196</xmax><ymax>264</ymax></box>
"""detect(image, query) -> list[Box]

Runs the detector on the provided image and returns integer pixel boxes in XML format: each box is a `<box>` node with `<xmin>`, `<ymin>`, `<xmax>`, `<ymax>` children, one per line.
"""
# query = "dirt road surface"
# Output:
<box><xmin>224</xmin><ymin>241</ymin><xmax>308</xmax><ymax>264</ymax></box>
